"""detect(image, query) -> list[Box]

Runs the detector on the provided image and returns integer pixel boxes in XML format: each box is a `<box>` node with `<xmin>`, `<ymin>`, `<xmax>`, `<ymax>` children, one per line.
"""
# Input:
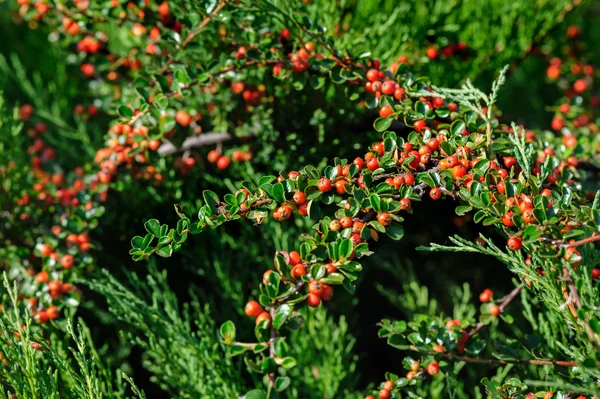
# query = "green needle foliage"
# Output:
<box><xmin>1</xmin><ymin>0</ymin><xmax>600</xmax><ymax>398</ymax></box>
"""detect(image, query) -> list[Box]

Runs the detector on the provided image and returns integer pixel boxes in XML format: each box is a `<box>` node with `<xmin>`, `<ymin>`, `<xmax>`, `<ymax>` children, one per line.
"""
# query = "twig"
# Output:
<box><xmin>539</xmin><ymin>235</ymin><xmax>600</xmax><ymax>248</ymax></box>
<box><xmin>467</xmin><ymin>284</ymin><xmax>523</xmax><ymax>339</ymax></box>
<box><xmin>157</xmin><ymin>132</ymin><xmax>233</xmax><ymax>156</ymax></box>
<box><xmin>407</xmin><ymin>346</ymin><xmax>579</xmax><ymax>367</ymax></box>
<box><xmin>161</xmin><ymin>2</ymin><xmax>228</xmax><ymax>73</ymax></box>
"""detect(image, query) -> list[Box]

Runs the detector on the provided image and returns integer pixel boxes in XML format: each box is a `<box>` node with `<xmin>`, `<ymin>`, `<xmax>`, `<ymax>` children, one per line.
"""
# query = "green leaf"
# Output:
<box><xmin>117</xmin><ymin>105</ymin><xmax>133</xmax><ymax>118</ymax></box>
<box><xmin>203</xmin><ymin>190</ymin><xmax>220</xmax><ymax>215</ymax></box>
<box><xmin>455</xmin><ymin>205</ymin><xmax>472</xmax><ymax>216</ymax></box>
<box><xmin>273</xmin><ymin>304</ymin><xmax>292</xmax><ymax>329</ymax></box>
<box><xmin>272</xmin><ymin>183</ymin><xmax>285</xmax><ymax>202</ymax></box>
<box><xmin>374</xmin><ymin>117</ymin><xmax>393</xmax><ymax>132</ymax></box>
<box><xmin>369</xmin><ymin>194</ymin><xmax>382</xmax><ymax>212</ymax></box>
<box><xmin>275</xmin><ymin>376</ymin><xmax>290</xmax><ymax>392</ymax></box>
<box><xmin>144</xmin><ymin>219</ymin><xmax>161</xmax><ymax>236</ymax></box>
<box><xmin>219</xmin><ymin>320</ymin><xmax>236</xmax><ymax>344</ymax></box>
<box><xmin>243</xmin><ymin>390</ymin><xmax>266</xmax><ymax>399</ymax></box>
<box><xmin>131</xmin><ymin>236</ymin><xmax>144</xmax><ymax>249</ymax></box>
<box><xmin>386</xmin><ymin>223</ymin><xmax>404</xmax><ymax>240</ymax></box>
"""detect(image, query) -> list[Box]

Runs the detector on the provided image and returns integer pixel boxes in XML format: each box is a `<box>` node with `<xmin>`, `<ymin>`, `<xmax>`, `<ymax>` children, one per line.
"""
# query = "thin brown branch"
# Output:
<box><xmin>467</xmin><ymin>284</ymin><xmax>523</xmax><ymax>339</ymax></box>
<box><xmin>157</xmin><ymin>132</ymin><xmax>233</xmax><ymax>156</ymax></box>
<box><xmin>407</xmin><ymin>346</ymin><xmax>579</xmax><ymax>367</ymax></box>
<box><xmin>540</xmin><ymin>235</ymin><xmax>600</xmax><ymax>248</ymax></box>
<box><xmin>161</xmin><ymin>2</ymin><xmax>228</xmax><ymax>72</ymax></box>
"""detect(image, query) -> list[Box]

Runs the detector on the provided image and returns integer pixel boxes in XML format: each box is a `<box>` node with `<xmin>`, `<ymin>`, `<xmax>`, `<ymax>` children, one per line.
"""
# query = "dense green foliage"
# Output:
<box><xmin>1</xmin><ymin>0</ymin><xmax>600</xmax><ymax>398</ymax></box>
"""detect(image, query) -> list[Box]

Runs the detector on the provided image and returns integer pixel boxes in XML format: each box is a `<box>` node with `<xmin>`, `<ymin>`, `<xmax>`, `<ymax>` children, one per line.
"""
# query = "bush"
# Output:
<box><xmin>1</xmin><ymin>1</ymin><xmax>600</xmax><ymax>398</ymax></box>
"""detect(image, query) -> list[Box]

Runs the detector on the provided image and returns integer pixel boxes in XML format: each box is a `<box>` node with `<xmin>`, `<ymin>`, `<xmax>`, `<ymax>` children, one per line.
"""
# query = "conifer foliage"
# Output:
<box><xmin>1</xmin><ymin>0</ymin><xmax>600</xmax><ymax>398</ymax></box>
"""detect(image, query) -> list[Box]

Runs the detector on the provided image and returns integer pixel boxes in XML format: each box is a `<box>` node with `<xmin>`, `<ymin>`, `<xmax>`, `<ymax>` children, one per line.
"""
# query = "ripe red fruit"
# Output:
<box><xmin>379</xmin><ymin>105</ymin><xmax>393</xmax><ymax>118</ymax></box>
<box><xmin>80</xmin><ymin>63</ymin><xmax>95</xmax><ymax>77</ymax></box>
<box><xmin>255</xmin><ymin>311</ymin><xmax>271</xmax><ymax>326</ymax></box>
<box><xmin>381</xmin><ymin>80</ymin><xmax>396</xmax><ymax>95</ymax></box>
<box><xmin>426</xmin><ymin>47</ymin><xmax>438</xmax><ymax>60</ymax></box>
<box><xmin>502</xmin><ymin>212</ymin><xmax>514</xmax><ymax>227</ymax></box>
<box><xmin>277</xmin><ymin>205</ymin><xmax>292</xmax><ymax>220</ymax></box>
<box><xmin>291</xmin><ymin>264</ymin><xmax>307</xmax><ymax>279</ymax></box>
<box><xmin>372</xmin><ymin>143</ymin><xmax>384</xmax><ymax>157</ymax></box>
<box><xmin>308</xmin><ymin>280</ymin><xmax>324</xmax><ymax>296</ymax></box>
<box><xmin>307</xmin><ymin>293</ymin><xmax>321</xmax><ymax>307</ymax></box>
<box><xmin>353</xmin><ymin>157</ymin><xmax>364</xmax><ymax>170</ymax></box>
<box><xmin>367</xmin><ymin>157</ymin><xmax>379</xmax><ymax>171</ymax></box>
<box><xmin>318</xmin><ymin>177</ymin><xmax>332</xmax><ymax>192</ymax></box>
<box><xmin>366</xmin><ymin>69</ymin><xmax>379</xmax><ymax>82</ymax></box>
<box><xmin>40</xmin><ymin>244</ymin><xmax>52</xmax><ymax>257</ymax></box>
<box><xmin>592</xmin><ymin>268</ymin><xmax>600</xmax><ymax>280</ymax></box>
<box><xmin>321</xmin><ymin>284</ymin><xmax>333</xmax><ymax>300</ymax></box>
<box><xmin>245</xmin><ymin>300</ymin><xmax>263</xmax><ymax>317</ymax></box>
<box><xmin>489</xmin><ymin>304</ymin><xmax>501</xmax><ymax>316</ymax></box>
<box><xmin>507</xmin><ymin>237</ymin><xmax>522</xmax><ymax>251</ymax></box>
<box><xmin>47</xmin><ymin>306</ymin><xmax>59</xmax><ymax>320</ymax></box>
<box><xmin>432</xmin><ymin>345</ymin><xmax>445</xmax><ymax>353</ymax></box>
<box><xmin>298</xmin><ymin>202</ymin><xmax>308</xmax><ymax>216</ymax></box>
<box><xmin>60</xmin><ymin>254</ymin><xmax>75</xmax><ymax>269</ymax></box>
<box><xmin>426</xmin><ymin>361</ymin><xmax>440</xmax><ymax>376</ymax></box>
<box><xmin>429</xmin><ymin>187</ymin><xmax>441</xmax><ymax>200</ymax></box>
<box><xmin>427</xmin><ymin>138</ymin><xmax>440</xmax><ymax>151</ymax></box>
<box><xmin>378</xmin><ymin>389</ymin><xmax>391</xmax><ymax>399</ymax></box>
<box><xmin>479</xmin><ymin>288</ymin><xmax>493</xmax><ymax>303</ymax></box>
<box><xmin>377</xmin><ymin>213</ymin><xmax>393</xmax><ymax>226</ymax></box>
<box><xmin>413</xmin><ymin>120</ymin><xmax>427</xmax><ymax>132</ymax></box>
<box><xmin>503</xmin><ymin>156</ymin><xmax>517</xmax><ymax>169</ymax></box>
<box><xmin>293</xmin><ymin>191</ymin><xmax>306</xmax><ymax>204</ymax></box>
<box><xmin>451</xmin><ymin>165</ymin><xmax>467</xmax><ymax>180</ymax></box>
<box><xmin>400</xmin><ymin>198</ymin><xmax>411</xmax><ymax>210</ymax></box>
<box><xmin>35</xmin><ymin>271</ymin><xmax>49</xmax><ymax>283</ymax></box>
<box><xmin>216</xmin><ymin>156</ymin><xmax>231</xmax><ymax>170</ymax></box>
<box><xmin>340</xmin><ymin>216</ymin><xmax>353</xmax><ymax>229</ymax></box>
<box><xmin>175</xmin><ymin>110</ymin><xmax>191</xmax><ymax>126</ymax></box>
<box><xmin>207</xmin><ymin>150</ymin><xmax>220</xmax><ymax>163</ymax></box>
<box><xmin>335</xmin><ymin>179</ymin><xmax>349</xmax><ymax>195</ymax></box>
<box><xmin>574</xmin><ymin>79</ymin><xmax>588</xmax><ymax>94</ymax></box>
<box><xmin>289</xmin><ymin>251</ymin><xmax>302</xmax><ymax>265</ymax></box>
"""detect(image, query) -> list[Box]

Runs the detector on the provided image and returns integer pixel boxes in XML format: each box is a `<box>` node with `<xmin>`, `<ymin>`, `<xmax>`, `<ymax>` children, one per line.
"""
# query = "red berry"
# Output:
<box><xmin>308</xmin><ymin>280</ymin><xmax>324</xmax><ymax>296</ymax></box>
<box><xmin>175</xmin><ymin>110</ymin><xmax>192</xmax><ymax>126</ymax></box>
<box><xmin>366</xmin><ymin>69</ymin><xmax>379</xmax><ymax>82</ymax></box>
<box><xmin>430</xmin><ymin>187</ymin><xmax>441</xmax><ymax>200</ymax></box>
<box><xmin>216</xmin><ymin>156</ymin><xmax>231</xmax><ymax>170</ymax></box>
<box><xmin>479</xmin><ymin>288</ymin><xmax>493</xmax><ymax>303</ymax></box>
<box><xmin>378</xmin><ymin>389</ymin><xmax>391</xmax><ymax>399</ymax></box>
<box><xmin>379</xmin><ymin>105</ymin><xmax>393</xmax><ymax>118</ymax></box>
<box><xmin>400</xmin><ymin>198</ymin><xmax>411</xmax><ymax>210</ymax></box>
<box><xmin>256</xmin><ymin>311</ymin><xmax>271</xmax><ymax>326</ymax></box>
<box><xmin>245</xmin><ymin>300</ymin><xmax>263</xmax><ymax>317</ymax></box>
<box><xmin>489</xmin><ymin>304</ymin><xmax>500</xmax><ymax>316</ymax></box>
<box><xmin>426</xmin><ymin>361</ymin><xmax>440</xmax><ymax>376</ymax></box>
<box><xmin>318</xmin><ymin>177</ymin><xmax>332</xmax><ymax>192</ymax></box>
<box><xmin>574</xmin><ymin>79</ymin><xmax>587</xmax><ymax>94</ymax></box>
<box><xmin>503</xmin><ymin>156</ymin><xmax>517</xmax><ymax>169</ymax></box>
<box><xmin>289</xmin><ymin>251</ymin><xmax>302</xmax><ymax>265</ymax></box>
<box><xmin>427</xmin><ymin>138</ymin><xmax>440</xmax><ymax>151</ymax></box>
<box><xmin>426</xmin><ymin>47</ymin><xmax>438</xmax><ymax>60</ymax></box>
<box><xmin>377</xmin><ymin>213</ymin><xmax>393</xmax><ymax>226</ymax></box>
<box><xmin>592</xmin><ymin>268</ymin><xmax>600</xmax><ymax>280</ymax></box>
<box><xmin>413</xmin><ymin>120</ymin><xmax>427</xmax><ymax>132</ymax></box>
<box><xmin>60</xmin><ymin>254</ymin><xmax>75</xmax><ymax>269</ymax></box>
<box><xmin>293</xmin><ymin>191</ymin><xmax>307</xmax><ymax>204</ymax></box>
<box><xmin>291</xmin><ymin>264</ymin><xmax>307</xmax><ymax>279</ymax></box>
<box><xmin>507</xmin><ymin>237</ymin><xmax>522</xmax><ymax>251</ymax></box>
<box><xmin>381</xmin><ymin>80</ymin><xmax>396</xmax><ymax>95</ymax></box>
<box><xmin>367</xmin><ymin>158</ymin><xmax>379</xmax><ymax>171</ymax></box>
<box><xmin>307</xmin><ymin>293</ymin><xmax>321</xmax><ymax>307</ymax></box>
<box><xmin>451</xmin><ymin>165</ymin><xmax>467</xmax><ymax>180</ymax></box>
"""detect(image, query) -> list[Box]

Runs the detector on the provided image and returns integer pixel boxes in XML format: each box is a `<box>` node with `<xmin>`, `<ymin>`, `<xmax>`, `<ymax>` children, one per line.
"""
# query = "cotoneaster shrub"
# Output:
<box><xmin>1</xmin><ymin>0</ymin><xmax>600</xmax><ymax>398</ymax></box>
